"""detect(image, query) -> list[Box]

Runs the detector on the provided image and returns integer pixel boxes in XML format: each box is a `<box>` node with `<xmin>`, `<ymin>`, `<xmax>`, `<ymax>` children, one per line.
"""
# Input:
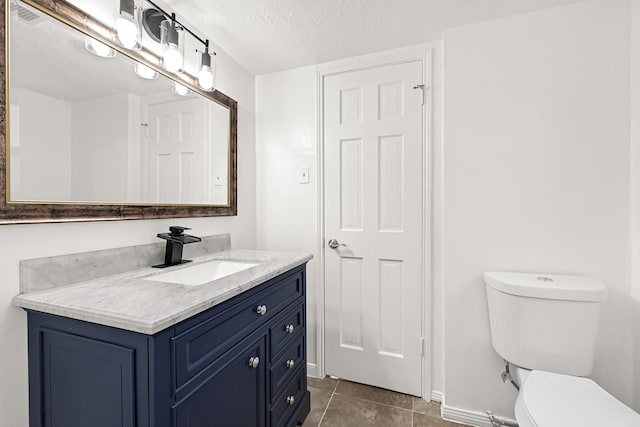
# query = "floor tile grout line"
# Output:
<box><xmin>332</xmin><ymin>391</ymin><xmax>414</xmax><ymax>413</ymax></box>
<box><xmin>316</xmin><ymin>382</ymin><xmax>338</xmax><ymax>427</ymax></box>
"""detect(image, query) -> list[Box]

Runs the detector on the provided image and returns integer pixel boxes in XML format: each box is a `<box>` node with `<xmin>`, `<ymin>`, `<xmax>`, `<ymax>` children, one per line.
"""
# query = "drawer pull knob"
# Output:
<box><xmin>286</xmin><ymin>395</ymin><xmax>295</xmax><ymax>406</ymax></box>
<box><xmin>285</xmin><ymin>324</ymin><xmax>294</xmax><ymax>334</ymax></box>
<box><xmin>256</xmin><ymin>305</ymin><xmax>267</xmax><ymax>316</ymax></box>
<box><xmin>286</xmin><ymin>359</ymin><xmax>295</xmax><ymax>369</ymax></box>
<box><xmin>249</xmin><ymin>356</ymin><xmax>260</xmax><ymax>369</ymax></box>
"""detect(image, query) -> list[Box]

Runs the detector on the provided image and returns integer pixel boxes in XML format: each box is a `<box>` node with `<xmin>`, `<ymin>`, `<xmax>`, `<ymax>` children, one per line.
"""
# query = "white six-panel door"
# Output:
<box><xmin>323</xmin><ymin>61</ymin><xmax>424</xmax><ymax>396</ymax></box>
<box><xmin>147</xmin><ymin>98</ymin><xmax>206</xmax><ymax>204</ymax></box>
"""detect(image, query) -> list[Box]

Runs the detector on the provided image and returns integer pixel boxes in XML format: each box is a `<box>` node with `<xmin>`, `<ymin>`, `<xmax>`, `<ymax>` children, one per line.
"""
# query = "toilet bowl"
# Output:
<box><xmin>510</xmin><ymin>366</ymin><xmax>640</xmax><ymax>427</ymax></box>
<box><xmin>484</xmin><ymin>272</ymin><xmax>640</xmax><ymax>426</ymax></box>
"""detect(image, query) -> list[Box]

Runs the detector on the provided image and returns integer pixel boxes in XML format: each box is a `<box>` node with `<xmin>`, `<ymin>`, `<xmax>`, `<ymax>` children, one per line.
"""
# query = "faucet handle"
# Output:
<box><xmin>169</xmin><ymin>226</ymin><xmax>191</xmax><ymax>235</ymax></box>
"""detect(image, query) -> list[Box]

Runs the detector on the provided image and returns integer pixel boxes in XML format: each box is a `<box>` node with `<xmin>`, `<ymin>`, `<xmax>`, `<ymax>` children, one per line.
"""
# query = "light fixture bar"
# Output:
<box><xmin>145</xmin><ymin>0</ymin><xmax>208</xmax><ymax>48</ymax></box>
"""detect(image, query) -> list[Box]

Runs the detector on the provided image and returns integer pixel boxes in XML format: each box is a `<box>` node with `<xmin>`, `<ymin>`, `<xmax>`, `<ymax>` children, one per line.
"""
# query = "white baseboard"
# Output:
<box><xmin>430</xmin><ymin>390</ymin><xmax>443</xmax><ymax>403</ymax></box>
<box><xmin>441</xmin><ymin>404</ymin><xmax>516</xmax><ymax>427</ymax></box>
<box><xmin>307</xmin><ymin>362</ymin><xmax>321</xmax><ymax>378</ymax></box>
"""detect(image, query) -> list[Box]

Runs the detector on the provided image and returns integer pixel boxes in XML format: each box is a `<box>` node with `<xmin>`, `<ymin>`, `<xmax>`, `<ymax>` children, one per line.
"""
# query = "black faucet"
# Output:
<box><xmin>153</xmin><ymin>226</ymin><xmax>202</xmax><ymax>268</ymax></box>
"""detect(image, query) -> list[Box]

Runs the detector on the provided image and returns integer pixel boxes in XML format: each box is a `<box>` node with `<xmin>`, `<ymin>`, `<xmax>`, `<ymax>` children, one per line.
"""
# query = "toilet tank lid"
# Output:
<box><xmin>484</xmin><ymin>272</ymin><xmax>607</xmax><ymax>302</ymax></box>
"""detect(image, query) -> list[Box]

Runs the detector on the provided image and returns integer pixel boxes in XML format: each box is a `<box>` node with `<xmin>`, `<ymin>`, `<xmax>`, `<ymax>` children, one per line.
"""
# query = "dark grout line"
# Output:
<box><xmin>332</xmin><ymin>392</ymin><xmax>414</xmax><ymax>413</ymax></box>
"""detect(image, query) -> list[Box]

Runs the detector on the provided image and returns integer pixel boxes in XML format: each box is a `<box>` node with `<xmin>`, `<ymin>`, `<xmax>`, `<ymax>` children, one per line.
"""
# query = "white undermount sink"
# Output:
<box><xmin>145</xmin><ymin>259</ymin><xmax>260</xmax><ymax>286</ymax></box>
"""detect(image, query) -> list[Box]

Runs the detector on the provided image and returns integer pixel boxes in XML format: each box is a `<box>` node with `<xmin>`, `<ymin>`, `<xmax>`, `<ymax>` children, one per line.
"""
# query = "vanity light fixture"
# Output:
<box><xmin>172</xmin><ymin>82</ymin><xmax>190</xmax><ymax>96</ymax></box>
<box><xmin>84</xmin><ymin>36</ymin><xmax>116</xmax><ymax>58</ymax></box>
<box><xmin>142</xmin><ymin>1</ymin><xmax>219</xmax><ymax>89</ymax></box>
<box><xmin>197</xmin><ymin>41</ymin><xmax>216</xmax><ymax>91</ymax></box>
<box><xmin>134</xmin><ymin>62</ymin><xmax>159</xmax><ymax>79</ymax></box>
<box><xmin>115</xmin><ymin>0</ymin><xmax>141</xmax><ymax>49</ymax></box>
<box><xmin>161</xmin><ymin>14</ymin><xmax>183</xmax><ymax>73</ymax></box>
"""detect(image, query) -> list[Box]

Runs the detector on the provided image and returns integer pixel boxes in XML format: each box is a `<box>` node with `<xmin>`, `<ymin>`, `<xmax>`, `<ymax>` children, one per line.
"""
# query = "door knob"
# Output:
<box><xmin>328</xmin><ymin>239</ymin><xmax>346</xmax><ymax>249</ymax></box>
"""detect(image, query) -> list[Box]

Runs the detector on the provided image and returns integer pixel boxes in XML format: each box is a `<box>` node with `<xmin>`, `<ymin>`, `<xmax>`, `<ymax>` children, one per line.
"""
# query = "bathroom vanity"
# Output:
<box><xmin>14</xmin><ymin>239</ymin><xmax>311</xmax><ymax>427</ymax></box>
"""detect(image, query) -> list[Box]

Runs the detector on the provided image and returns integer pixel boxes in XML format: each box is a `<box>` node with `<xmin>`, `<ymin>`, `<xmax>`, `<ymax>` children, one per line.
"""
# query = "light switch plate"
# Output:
<box><xmin>299</xmin><ymin>166</ymin><xmax>310</xmax><ymax>184</ymax></box>
<box><xmin>214</xmin><ymin>171</ymin><xmax>226</xmax><ymax>187</ymax></box>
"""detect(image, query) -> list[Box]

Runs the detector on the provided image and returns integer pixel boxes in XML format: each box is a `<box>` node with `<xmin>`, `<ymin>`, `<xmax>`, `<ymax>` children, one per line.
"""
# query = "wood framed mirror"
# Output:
<box><xmin>0</xmin><ymin>0</ymin><xmax>237</xmax><ymax>224</ymax></box>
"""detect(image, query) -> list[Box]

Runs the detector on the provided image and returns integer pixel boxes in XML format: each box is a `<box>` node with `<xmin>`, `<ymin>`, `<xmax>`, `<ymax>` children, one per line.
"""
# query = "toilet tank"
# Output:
<box><xmin>484</xmin><ymin>272</ymin><xmax>607</xmax><ymax>376</ymax></box>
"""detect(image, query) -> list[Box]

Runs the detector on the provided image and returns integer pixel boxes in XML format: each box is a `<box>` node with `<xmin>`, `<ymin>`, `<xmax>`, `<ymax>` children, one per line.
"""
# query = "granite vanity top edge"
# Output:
<box><xmin>13</xmin><ymin>250</ymin><xmax>313</xmax><ymax>335</ymax></box>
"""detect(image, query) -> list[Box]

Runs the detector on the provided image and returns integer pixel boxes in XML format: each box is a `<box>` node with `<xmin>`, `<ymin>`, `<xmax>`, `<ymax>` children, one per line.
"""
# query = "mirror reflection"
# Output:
<box><xmin>9</xmin><ymin>0</ymin><xmax>230</xmax><ymax>205</ymax></box>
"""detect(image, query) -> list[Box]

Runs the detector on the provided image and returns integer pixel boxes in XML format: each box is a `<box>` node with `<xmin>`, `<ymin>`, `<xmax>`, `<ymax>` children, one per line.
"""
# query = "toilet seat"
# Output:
<box><xmin>515</xmin><ymin>370</ymin><xmax>640</xmax><ymax>427</ymax></box>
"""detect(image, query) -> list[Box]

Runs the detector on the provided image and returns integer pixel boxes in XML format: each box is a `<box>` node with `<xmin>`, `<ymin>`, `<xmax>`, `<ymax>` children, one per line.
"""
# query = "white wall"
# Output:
<box><xmin>0</xmin><ymin>46</ymin><xmax>256</xmax><ymax>426</ymax></box>
<box><xmin>630</xmin><ymin>0</ymin><xmax>640</xmax><ymax>412</ymax></box>
<box><xmin>9</xmin><ymin>88</ymin><xmax>72</xmax><ymax>201</ymax></box>
<box><xmin>632</xmin><ymin>0</ymin><xmax>640</xmax><ymax>302</ymax></box>
<box><xmin>255</xmin><ymin>66</ymin><xmax>320</xmax><ymax>370</ymax></box>
<box><xmin>71</xmin><ymin>93</ymin><xmax>137</xmax><ymax>202</ymax></box>
<box><xmin>443</xmin><ymin>0</ymin><xmax>635</xmax><ymax>419</ymax></box>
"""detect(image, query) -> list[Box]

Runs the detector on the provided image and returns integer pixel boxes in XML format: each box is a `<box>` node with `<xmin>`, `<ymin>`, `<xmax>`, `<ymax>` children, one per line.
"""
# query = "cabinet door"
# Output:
<box><xmin>40</xmin><ymin>330</ymin><xmax>137</xmax><ymax>427</ymax></box>
<box><xmin>173</xmin><ymin>335</ymin><xmax>266</xmax><ymax>427</ymax></box>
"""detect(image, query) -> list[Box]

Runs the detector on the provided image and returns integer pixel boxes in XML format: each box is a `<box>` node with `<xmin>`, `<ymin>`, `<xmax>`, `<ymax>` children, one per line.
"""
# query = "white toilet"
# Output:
<box><xmin>484</xmin><ymin>271</ymin><xmax>640</xmax><ymax>427</ymax></box>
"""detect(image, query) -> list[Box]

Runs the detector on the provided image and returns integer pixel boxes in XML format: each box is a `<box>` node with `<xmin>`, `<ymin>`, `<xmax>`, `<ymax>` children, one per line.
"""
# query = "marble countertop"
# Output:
<box><xmin>13</xmin><ymin>250</ymin><xmax>313</xmax><ymax>334</ymax></box>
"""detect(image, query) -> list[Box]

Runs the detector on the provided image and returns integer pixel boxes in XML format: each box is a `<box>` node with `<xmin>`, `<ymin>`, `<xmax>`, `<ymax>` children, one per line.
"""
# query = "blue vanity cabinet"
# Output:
<box><xmin>26</xmin><ymin>265</ymin><xmax>310</xmax><ymax>427</ymax></box>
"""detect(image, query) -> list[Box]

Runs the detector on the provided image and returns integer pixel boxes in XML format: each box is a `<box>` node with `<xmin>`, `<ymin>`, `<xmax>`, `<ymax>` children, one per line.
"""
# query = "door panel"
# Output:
<box><xmin>324</xmin><ymin>61</ymin><xmax>423</xmax><ymax>396</ymax></box>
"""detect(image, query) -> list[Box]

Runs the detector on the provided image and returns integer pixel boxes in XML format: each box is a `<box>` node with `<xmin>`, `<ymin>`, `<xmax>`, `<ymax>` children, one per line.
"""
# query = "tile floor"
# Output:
<box><xmin>302</xmin><ymin>377</ymin><xmax>465</xmax><ymax>427</ymax></box>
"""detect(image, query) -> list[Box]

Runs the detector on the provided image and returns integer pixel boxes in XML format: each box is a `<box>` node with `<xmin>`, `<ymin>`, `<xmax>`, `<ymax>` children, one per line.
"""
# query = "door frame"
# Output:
<box><xmin>315</xmin><ymin>44</ymin><xmax>435</xmax><ymax>399</ymax></box>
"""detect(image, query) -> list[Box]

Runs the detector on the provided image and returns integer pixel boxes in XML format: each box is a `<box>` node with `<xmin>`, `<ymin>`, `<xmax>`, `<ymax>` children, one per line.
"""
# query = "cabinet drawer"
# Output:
<box><xmin>173</xmin><ymin>269</ymin><xmax>304</xmax><ymax>390</ymax></box>
<box><xmin>269</xmin><ymin>303</ymin><xmax>304</xmax><ymax>360</ymax></box>
<box><xmin>270</xmin><ymin>369</ymin><xmax>306</xmax><ymax>427</ymax></box>
<box><xmin>270</xmin><ymin>333</ymin><xmax>305</xmax><ymax>399</ymax></box>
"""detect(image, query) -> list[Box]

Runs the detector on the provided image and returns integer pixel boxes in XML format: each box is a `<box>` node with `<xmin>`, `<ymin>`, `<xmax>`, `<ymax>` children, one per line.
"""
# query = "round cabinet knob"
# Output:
<box><xmin>249</xmin><ymin>356</ymin><xmax>260</xmax><ymax>369</ymax></box>
<box><xmin>286</xmin><ymin>359</ymin><xmax>295</xmax><ymax>369</ymax></box>
<box><xmin>256</xmin><ymin>305</ymin><xmax>267</xmax><ymax>316</ymax></box>
<box><xmin>285</xmin><ymin>324</ymin><xmax>294</xmax><ymax>334</ymax></box>
<box><xmin>286</xmin><ymin>395</ymin><xmax>295</xmax><ymax>406</ymax></box>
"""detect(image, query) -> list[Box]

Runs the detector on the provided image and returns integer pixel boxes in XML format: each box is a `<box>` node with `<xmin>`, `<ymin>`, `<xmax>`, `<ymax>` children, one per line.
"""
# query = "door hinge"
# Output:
<box><xmin>413</xmin><ymin>84</ymin><xmax>425</xmax><ymax>105</ymax></box>
<box><xmin>419</xmin><ymin>337</ymin><xmax>425</xmax><ymax>356</ymax></box>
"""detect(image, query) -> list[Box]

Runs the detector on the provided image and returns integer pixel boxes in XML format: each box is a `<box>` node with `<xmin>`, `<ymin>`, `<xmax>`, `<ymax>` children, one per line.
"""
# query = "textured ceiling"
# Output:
<box><xmin>164</xmin><ymin>0</ymin><xmax>582</xmax><ymax>75</ymax></box>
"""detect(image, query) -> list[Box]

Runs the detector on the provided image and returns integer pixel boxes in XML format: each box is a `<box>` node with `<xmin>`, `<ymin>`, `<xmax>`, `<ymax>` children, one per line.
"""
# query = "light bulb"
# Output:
<box><xmin>198</xmin><ymin>65</ymin><xmax>214</xmax><ymax>91</ymax></box>
<box><xmin>84</xmin><ymin>37</ymin><xmax>116</xmax><ymax>58</ymax></box>
<box><xmin>115</xmin><ymin>16</ymin><xmax>138</xmax><ymax>49</ymax></box>
<box><xmin>134</xmin><ymin>63</ymin><xmax>158</xmax><ymax>79</ymax></box>
<box><xmin>163</xmin><ymin>44</ymin><xmax>183</xmax><ymax>72</ymax></box>
<box><xmin>172</xmin><ymin>82</ymin><xmax>190</xmax><ymax>96</ymax></box>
